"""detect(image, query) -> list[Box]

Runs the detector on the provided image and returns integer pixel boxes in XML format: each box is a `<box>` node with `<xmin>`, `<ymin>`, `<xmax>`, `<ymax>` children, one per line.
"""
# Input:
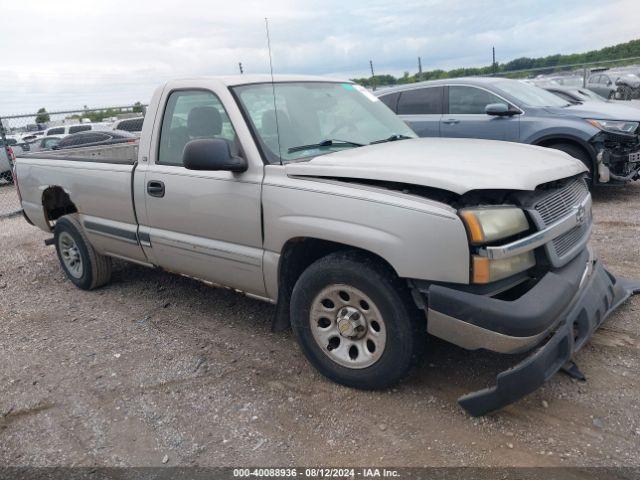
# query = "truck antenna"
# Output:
<box><xmin>265</xmin><ymin>17</ymin><xmax>282</xmax><ymax>164</ymax></box>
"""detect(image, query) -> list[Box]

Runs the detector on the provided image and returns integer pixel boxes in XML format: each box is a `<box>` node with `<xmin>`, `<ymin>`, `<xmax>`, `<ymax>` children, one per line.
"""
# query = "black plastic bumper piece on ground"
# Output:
<box><xmin>457</xmin><ymin>262</ymin><xmax>640</xmax><ymax>417</ymax></box>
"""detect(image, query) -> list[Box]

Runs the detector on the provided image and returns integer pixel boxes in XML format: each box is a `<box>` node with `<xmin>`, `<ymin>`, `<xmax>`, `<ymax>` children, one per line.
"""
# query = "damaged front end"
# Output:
<box><xmin>412</xmin><ymin>175</ymin><xmax>640</xmax><ymax>416</ymax></box>
<box><xmin>592</xmin><ymin>129</ymin><xmax>640</xmax><ymax>183</ymax></box>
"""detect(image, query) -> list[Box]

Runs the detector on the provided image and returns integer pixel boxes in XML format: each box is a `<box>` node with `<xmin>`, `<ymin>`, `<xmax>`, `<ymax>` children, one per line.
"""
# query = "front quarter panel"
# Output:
<box><xmin>262</xmin><ymin>166</ymin><xmax>471</xmax><ymax>294</ymax></box>
<box><xmin>519</xmin><ymin>110</ymin><xmax>600</xmax><ymax>146</ymax></box>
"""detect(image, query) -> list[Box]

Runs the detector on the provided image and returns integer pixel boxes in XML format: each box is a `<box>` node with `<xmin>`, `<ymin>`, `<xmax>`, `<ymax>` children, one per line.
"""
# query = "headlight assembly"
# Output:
<box><xmin>586</xmin><ymin>119</ymin><xmax>639</xmax><ymax>135</ymax></box>
<box><xmin>471</xmin><ymin>251</ymin><xmax>536</xmax><ymax>284</ymax></box>
<box><xmin>459</xmin><ymin>206</ymin><xmax>529</xmax><ymax>245</ymax></box>
<box><xmin>459</xmin><ymin>206</ymin><xmax>534</xmax><ymax>283</ymax></box>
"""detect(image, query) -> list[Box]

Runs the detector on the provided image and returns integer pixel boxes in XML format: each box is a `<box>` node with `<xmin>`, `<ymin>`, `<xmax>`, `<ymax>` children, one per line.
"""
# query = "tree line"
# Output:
<box><xmin>352</xmin><ymin>38</ymin><xmax>640</xmax><ymax>87</ymax></box>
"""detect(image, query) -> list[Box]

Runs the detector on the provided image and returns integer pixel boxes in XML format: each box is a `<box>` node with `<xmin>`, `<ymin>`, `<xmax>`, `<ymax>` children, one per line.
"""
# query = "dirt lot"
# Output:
<box><xmin>1</xmin><ymin>182</ymin><xmax>639</xmax><ymax>468</ymax></box>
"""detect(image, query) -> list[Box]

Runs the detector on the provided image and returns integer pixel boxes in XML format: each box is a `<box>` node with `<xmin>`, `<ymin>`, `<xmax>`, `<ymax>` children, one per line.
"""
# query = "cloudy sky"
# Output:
<box><xmin>1</xmin><ymin>0</ymin><xmax>638</xmax><ymax>114</ymax></box>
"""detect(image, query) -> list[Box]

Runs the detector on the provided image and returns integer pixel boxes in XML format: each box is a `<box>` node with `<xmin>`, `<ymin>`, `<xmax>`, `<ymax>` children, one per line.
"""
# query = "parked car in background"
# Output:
<box><xmin>27</xmin><ymin>135</ymin><xmax>64</xmax><ymax>152</ymax></box>
<box><xmin>542</xmin><ymin>85</ymin><xmax>608</xmax><ymax>104</ymax></box>
<box><xmin>587</xmin><ymin>72</ymin><xmax>640</xmax><ymax>100</ymax></box>
<box><xmin>111</xmin><ymin>117</ymin><xmax>144</xmax><ymax>135</ymax></box>
<box><xmin>538</xmin><ymin>75</ymin><xmax>584</xmax><ymax>87</ymax></box>
<box><xmin>45</xmin><ymin>122</ymin><xmax>115</xmax><ymax>137</ymax></box>
<box><xmin>377</xmin><ymin>77</ymin><xmax>640</xmax><ymax>185</ymax></box>
<box><xmin>20</xmin><ymin>131</ymin><xmax>46</xmax><ymax>142</ymax></box>
<box><xmin>54</xmin><ymin>130</ymin><xmax>137</xmax><ymax>150</ymax></box>
<box><xmin>0</xmin><ymin>141</ymin><xmax>15</xmax><ymax>183</ymax></box>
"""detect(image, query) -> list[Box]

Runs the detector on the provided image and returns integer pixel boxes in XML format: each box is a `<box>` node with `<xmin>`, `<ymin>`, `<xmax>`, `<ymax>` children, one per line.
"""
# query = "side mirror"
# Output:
<box><xmin>485</xmin><ymin>103</ymin><xmax>513</xmax><ymax>116</ymax></box>
<box><xmin>183</xmin><ymin>139</ymin><xmax>247</xmax><ymax>172</ymax></box>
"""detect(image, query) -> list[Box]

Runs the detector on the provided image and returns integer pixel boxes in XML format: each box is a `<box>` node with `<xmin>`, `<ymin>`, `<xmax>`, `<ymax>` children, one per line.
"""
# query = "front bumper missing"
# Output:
<box><xmin>456</xmin><ymin>261</ymin><xmax>640</xmax><ymax>417</ymax></box>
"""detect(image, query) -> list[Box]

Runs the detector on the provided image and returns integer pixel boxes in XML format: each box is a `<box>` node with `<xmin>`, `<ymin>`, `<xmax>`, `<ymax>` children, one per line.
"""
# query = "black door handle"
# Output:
<box><xmin>147</xmin><ymin>180</ymin><xmax>165</xmax><ymax>198</ymax></box>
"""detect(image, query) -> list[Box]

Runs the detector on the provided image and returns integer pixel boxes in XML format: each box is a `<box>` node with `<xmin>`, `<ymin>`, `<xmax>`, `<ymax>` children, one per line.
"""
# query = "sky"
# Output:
<box><xmin>1</xmin><ymin>0</ymin><xmax>639</xmax><ymax>115</ymax></box>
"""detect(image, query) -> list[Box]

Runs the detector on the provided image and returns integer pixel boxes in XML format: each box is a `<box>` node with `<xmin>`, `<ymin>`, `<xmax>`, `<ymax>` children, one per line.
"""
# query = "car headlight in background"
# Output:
<box><xmin>459</xmin><ymin>206</ymin><xmax>529</xmax><ymax>245</ymax></box>
<box><xmin>459</xmin><ymin>206</ymin><xmax>534</xmax><ymax>283</ymax></box>
<box><xmin>586</xmin><ymin>119</ymin><xmax>639</xmax><ymax>135</ymax></box>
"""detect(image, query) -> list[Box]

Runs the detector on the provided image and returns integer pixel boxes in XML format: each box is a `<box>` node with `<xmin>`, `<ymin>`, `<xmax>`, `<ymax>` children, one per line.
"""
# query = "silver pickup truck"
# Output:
<box><xmin>15</xmin><ymin>75</ymin><xmax>639</xmax><ymax>415</ymax></box>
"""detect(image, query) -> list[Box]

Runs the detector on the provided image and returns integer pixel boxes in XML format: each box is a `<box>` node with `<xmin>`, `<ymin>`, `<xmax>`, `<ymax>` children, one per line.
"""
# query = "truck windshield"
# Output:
<box><xmin>232</xmin><ymin>82</ymin><xmax>416</xmax><ymax>163</ymax></box>
<box><xmin>494</xmin><ymin>81</ymin><xmax>571</xmax><ymax>108</ymax></box>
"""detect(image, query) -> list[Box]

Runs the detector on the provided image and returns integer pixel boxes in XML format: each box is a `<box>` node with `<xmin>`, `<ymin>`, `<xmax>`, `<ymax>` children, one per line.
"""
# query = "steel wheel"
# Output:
<box><xmin>58</xmin><ymin>231</ymin><xmax>83</xmax><ymax>279</ymax></box>
<box><xmin>309</xmin><ymin>284</ymin><xmax>387</xmax><ymax>369</ymax></box>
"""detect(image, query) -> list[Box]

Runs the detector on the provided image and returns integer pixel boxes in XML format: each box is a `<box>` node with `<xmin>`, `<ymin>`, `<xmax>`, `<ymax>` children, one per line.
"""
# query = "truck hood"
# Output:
<box><xmin>549</xmin><ymin>102</ymin><xmax>640</xmax><ymax>121</ymax></box>
<box><xmin>284</xmin><ymin>138</ymin><xmax>586</xmax><ymax>195</ymax></box>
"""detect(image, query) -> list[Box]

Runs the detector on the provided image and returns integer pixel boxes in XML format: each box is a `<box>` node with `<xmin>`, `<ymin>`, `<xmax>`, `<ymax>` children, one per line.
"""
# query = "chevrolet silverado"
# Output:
<box><xmin>15</xmin><ymin>75</ymin><xmax>639</xmax><ymax>415</ymax></box>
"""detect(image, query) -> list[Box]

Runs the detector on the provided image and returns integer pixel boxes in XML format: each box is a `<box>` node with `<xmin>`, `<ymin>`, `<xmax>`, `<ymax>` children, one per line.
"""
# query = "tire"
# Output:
<box><xmin>547</xmin><ymin>142</ymin><xmax>593</xmax><ymax>185</ymax></box>
<box><xmin>290</xmin><ymin>251</ymin><xmax>426</xmax><ymax>390</ymax></box>
<box><xmin>54</xmin><ymin>215</ymin><xmax>112</xmax><ymax>290</ymax></box>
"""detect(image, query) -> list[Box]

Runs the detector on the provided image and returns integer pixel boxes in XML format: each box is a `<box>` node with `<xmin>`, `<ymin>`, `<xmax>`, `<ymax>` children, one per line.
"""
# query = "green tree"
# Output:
<box><xmin>132</xmin><ymin>101</ymin><xmax>143</xmax><ymax>113</ymax></box>
<box><xmin>35</xmin><ymin>108</ymin><xmax>50</xmax><ymax>124</ymax></box>
<box><xmin>351</xmin><ymin>38</ymin><xmax>640</xmax><ymax>88</ymax></box>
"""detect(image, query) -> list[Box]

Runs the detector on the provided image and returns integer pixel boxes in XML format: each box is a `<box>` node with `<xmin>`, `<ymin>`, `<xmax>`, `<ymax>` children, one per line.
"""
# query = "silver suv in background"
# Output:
<box><xmin>377</xmin><ymin>78</ymin><xmax>640</xmax><ymax>185</ymax></box>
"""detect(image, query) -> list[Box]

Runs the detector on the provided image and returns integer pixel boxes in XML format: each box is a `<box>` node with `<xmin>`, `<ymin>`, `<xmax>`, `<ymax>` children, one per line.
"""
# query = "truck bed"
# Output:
<box><xmin>15</xmin><ymin>144</ymin><xmax>143</xmax><ymax>263</ymax></box>
<box><xmin>18</xmin><ymin>142</ymin><xmax>138</xmax><ymax>164</ymax></box>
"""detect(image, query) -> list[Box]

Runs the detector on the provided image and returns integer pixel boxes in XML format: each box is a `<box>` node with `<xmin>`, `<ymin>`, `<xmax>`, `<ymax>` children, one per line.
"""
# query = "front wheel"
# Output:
<box><xmin>290</xmin><ymin>251</ymin><xmax>426</xmax><ymax>390</ymax></box>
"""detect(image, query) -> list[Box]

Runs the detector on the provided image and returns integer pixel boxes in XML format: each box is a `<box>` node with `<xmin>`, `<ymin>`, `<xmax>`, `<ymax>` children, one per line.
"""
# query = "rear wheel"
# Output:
<box><xmin>547</xmin><ymin>142</ymin><xmax>593</xmax><ymax>185</ymax></box>
<box><xmin>54</xmin><ymin>215</ymin><xmax>112</xmax><ymax>290</ymax></box>
<box><xmin>290</xmin><ymin>251</ymin><xmax>426</xmax><ymax>390</ymax></box>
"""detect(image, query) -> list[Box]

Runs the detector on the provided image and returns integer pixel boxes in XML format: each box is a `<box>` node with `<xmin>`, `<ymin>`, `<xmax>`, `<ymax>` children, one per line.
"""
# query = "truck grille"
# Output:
<box><xmin>529</xmin><ymin>176</ymin><xmax>591</xmax><ymax>267</ymax></box>
<box><xmin>534</xmin><ymin>177</ymin><xmax>589</xmax><ymax>225</ymax></box>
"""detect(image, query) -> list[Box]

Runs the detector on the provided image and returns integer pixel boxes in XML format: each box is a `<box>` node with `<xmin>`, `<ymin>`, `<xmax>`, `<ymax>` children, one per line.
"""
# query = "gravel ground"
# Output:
<box><xmin>0</xmin><ymin>181</ymin><xmax>20</xmax><ymax>218</ymax></box>
<box><xmin>0</xmin><ymin>182</ymin><xmax>639</xmax><ymax>467</ymax></box>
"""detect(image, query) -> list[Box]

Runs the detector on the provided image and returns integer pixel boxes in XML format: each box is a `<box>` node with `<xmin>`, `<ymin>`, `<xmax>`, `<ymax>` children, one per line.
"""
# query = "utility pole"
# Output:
<box><xmin>369</xmin><ymin>59</ymin><xmax>376</xmax><ymax>91</ymax></box>
<box><xmin>418</xmin><ymin>56</ymin><xmax>423</xmax><ymax>81</ymax></box>
<box><xmin>238</xmin><ymin>62</ymin><xmax>244</xmax><ymax>74</ymax></box>
<box><xmin>492</xmin><ymin>47</ymin><xmax>496</xmax><ymax>75</ymax></box>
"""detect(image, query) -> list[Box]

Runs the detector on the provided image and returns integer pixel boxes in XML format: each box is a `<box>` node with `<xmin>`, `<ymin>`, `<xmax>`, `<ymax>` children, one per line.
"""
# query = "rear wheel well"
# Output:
<box><xmin>42</xmin><ymin>186</ymin><xmax>77</xmax><ymax>229</ymax></box>
<box><xmin>272</xmin><ymin>238</ymin><xmax>399</xmax><ymax>331</ymax></box>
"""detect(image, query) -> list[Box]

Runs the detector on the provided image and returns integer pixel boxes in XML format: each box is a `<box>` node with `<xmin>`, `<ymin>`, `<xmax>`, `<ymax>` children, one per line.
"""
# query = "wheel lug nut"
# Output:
<box><xmin>352</xmin><ymin>312</ymin><xmax>360</xmax><ymax>321</ymax></box>
<box><xmin>340</xmin><ymin>308</ymin><xmax>348</xmax><ymax>316</ymax></box>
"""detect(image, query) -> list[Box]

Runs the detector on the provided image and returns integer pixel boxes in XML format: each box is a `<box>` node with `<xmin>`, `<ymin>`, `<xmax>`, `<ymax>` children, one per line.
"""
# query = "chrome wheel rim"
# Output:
<box><xmin>59</xmin><ymin>231</ymin><xmax>83</xmax><ymax>279</ymax></box>
<box><xmin>309</xmin><ymin>284</ymin><xmax>387</xmax><ymax>369</ymax></box>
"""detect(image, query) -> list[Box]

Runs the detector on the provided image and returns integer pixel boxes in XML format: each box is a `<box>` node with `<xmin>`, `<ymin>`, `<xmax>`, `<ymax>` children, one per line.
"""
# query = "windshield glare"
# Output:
<box><xmin>233</xmin><ymin>82</ymin><xmax>416</xmax><ymax>163</ymax></box>
<box><xmin>495</xmin><ymin>81</ymin><xmax>571</xmax><ymax>108</ymax></box>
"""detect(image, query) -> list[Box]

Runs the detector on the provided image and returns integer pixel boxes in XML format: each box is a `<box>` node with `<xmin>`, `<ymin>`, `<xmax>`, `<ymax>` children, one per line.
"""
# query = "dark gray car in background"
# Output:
<box><xmin>377</xmin><ymin>78</ymin><xmax>640</xmax><ymax>185</ymax></box>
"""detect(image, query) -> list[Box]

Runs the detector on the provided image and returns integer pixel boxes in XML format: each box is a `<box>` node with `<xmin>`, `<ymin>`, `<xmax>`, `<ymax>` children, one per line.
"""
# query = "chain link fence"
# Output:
<box><xmin>0</xmin><ymin>105</ymin><xmax>145</xmax><ymax>231</ymax></box>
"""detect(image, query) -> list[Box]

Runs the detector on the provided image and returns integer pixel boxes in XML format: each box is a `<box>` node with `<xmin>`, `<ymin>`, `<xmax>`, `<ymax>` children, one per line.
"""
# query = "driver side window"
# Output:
<box><xmin>158</xmin><ymin>90</ymin><xmax>238</xmax><ymax>166</ymax></box>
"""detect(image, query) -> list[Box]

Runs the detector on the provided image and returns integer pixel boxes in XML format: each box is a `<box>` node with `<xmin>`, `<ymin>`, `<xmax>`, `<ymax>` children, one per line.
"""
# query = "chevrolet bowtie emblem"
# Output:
<box><xmin>575</xmin><ymin>205</ymin><xmax>587</xmax><ymax>225</ymax></box>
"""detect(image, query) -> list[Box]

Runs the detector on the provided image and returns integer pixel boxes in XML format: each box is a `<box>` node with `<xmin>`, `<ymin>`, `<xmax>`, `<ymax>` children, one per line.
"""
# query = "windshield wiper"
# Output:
<box><xmin>287</xmin><ymin>139</ymin><xmax>364</xmax><ymax>154</ymax></box>
<box><xmin>369</xmin><ymin>134</ymin><xmax>413</xmax><ymax>145</ymax></box>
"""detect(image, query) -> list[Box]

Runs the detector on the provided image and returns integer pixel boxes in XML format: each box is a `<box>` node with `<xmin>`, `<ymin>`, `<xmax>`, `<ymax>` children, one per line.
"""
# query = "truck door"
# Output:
<box><xmin>139</xmin><ymin>88</ymin><xmax>266</xmax><ymax>297</ymax></box>
<box><xmin>441</xmin><ymin>85</ymin><xmax>520</xmax><ymax>141</ymax></box>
